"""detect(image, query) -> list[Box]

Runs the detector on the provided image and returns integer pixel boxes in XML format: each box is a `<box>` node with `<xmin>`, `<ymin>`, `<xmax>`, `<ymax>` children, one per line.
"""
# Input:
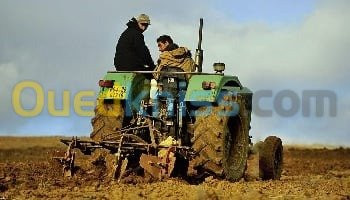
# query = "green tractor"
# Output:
<box><xmin>56</xmin><ymin>19</ymin><xmax>283</xmax><ymax>182</ymax></box>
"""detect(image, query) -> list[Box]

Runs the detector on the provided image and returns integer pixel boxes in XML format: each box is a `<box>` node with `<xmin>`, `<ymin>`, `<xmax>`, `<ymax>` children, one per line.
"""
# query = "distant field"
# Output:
<box><xmin>0</xmin><ymin>136</ymin><xmax>89</xmax><ymax>162</ymax></box>
<box><xmin>0</xmin><ymin>136</ymin><xmax>91</xmax><ymax>149</ymax></box>
<box><xmin>0</xmin><ymin>136</ymin><xmax>64</xmax><ymax>149</ymax></box>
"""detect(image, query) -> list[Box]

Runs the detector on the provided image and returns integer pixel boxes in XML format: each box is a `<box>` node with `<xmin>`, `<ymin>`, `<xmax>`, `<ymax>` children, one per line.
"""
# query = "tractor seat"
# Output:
<box><xmin>159</xmin><ymin>67</ymin><xmax>186</xmax><ymax>81</ymax></box>
<box><xmin>158</xmin><ymin>67</ymin><xmax>187</xmax><ymax>96</ymax></box>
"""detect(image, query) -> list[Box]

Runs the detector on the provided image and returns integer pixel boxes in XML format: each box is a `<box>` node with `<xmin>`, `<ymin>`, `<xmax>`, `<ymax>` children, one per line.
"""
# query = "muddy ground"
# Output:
<box><xmin>0</xmin><ymin>137</ymin><xmax>349</xmax><ymax>199</ymax></box>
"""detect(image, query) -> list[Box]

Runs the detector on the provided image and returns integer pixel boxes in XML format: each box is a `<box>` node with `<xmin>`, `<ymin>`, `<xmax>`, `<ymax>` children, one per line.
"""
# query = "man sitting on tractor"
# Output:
<box><xmin>153</xmin><ymin>35</ymin><xmax>196</xmax><ymax>80</ymax></box>
<box><xmin>114</xmin><ymin>14</ymin><xmax>155</xmax><ymax>71</ymax></box>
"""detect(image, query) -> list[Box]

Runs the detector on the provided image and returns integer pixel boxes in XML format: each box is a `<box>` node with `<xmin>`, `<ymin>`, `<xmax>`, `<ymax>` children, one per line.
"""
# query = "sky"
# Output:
<box><xmin>0</xmin><ymin>0</ymin><xmax>349</xmax><ymax>146</ymax></box>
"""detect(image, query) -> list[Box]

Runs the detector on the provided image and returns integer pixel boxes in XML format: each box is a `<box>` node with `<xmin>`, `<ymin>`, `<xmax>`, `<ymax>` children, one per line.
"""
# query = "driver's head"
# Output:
<box><xmin>136</xmin><ymin>14</ymin><xmax>151</xmax><ymax>32</ymax></box>
<box><xmin>157</xmin><ymin>35</ymin><xmax>173</xmax><ymax>52</ymax></box>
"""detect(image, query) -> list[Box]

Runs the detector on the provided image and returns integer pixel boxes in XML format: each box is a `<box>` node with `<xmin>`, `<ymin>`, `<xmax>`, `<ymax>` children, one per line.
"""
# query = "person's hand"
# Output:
<box><xmin>144</xmin><ymin>63</ymin><xmax>156</xmax><ymax>71</ymax></box>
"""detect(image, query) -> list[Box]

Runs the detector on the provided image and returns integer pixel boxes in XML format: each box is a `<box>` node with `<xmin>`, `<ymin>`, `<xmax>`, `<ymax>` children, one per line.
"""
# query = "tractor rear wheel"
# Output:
<box><xmin>191</xmin><ymin>93</ymin><xmax>250</xmax><ymax>181</ymax></box>
<box><xmin>90</xmin><ymin>99</ymin><xmax>124</xmax><ymax>141</ymax></box>
<box><xmin>259</xmin><ymin>136</ymin><xmax>283</xmax><ymax>180</ymax></box>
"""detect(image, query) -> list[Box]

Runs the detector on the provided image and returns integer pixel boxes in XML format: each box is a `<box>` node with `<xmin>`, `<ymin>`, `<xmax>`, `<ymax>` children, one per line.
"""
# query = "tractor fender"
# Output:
<box><xmin>98</xmin><ymin>72</ymin><xmax>150</xmax><ymax>101</ymax></box>
<box><xmin>184</xmin><ymin>74</ymin><xmax>251</xmax><ymax>102</ymax></box>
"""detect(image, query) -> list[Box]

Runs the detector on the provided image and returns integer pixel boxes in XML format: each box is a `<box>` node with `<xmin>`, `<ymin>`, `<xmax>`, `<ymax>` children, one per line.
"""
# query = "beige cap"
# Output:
<box><xmin>136</xmin><ymin>14</ymin><xmax>151</xmax><ymax>25</ymax></box>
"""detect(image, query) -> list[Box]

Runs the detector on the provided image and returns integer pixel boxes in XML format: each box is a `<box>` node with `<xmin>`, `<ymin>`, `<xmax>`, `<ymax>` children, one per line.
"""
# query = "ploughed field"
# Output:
<box><xmin>0</xmin><ymin>137</ymin><xmax>349</xmax><ymax>199</ymax></box>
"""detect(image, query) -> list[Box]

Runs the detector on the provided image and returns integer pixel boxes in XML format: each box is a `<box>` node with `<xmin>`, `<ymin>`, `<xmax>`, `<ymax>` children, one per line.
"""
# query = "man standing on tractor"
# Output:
<box><xmin>153</xmin><ymin>35</ymin><xmax>196</xmax><ymax>80</ymax></box>
<box><xmin>114</xmin><ymin>14</ymin><xmax>155</xmax><ymax>71</ymax></box>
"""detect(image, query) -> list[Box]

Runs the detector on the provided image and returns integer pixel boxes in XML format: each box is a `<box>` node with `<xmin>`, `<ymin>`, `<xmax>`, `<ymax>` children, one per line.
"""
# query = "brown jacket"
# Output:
<box><xmin>154</xmin><ymin>47</ymin><xmax>196</xmax><ymax>80</ymax></box>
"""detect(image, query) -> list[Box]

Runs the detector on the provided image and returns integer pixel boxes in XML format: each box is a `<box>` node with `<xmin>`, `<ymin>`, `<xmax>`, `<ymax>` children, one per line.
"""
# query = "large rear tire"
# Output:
<box><xmin>191</xmin><ymin>93</ymin><xmax>250</xmax><ymax>181</ymax></box>
<box><xmin>90</xmin><ymin>99</ymin><xmax>124</xmax><ymax>141</ymax></box>
<box><xmin>259</xmin><ymin>136</ymin><xmax>283</xmax><ymax>180</ymax></box>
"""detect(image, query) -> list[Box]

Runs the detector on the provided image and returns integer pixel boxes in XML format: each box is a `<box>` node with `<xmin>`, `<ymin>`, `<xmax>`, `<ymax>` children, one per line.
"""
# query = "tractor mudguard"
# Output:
<box><xmin>98</xmin><ymin>72</ymin><xmax>150</xmax><ymax>101</ymax></box>
<box><xmin>185</xmin><ymin>74</ymin><xmax>251</xmax><ymax>102</ymax></box>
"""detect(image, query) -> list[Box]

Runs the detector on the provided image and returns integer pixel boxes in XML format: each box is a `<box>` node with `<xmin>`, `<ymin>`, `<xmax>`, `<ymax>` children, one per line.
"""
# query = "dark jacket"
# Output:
<box><xmin>114</xmin><ymin>18</ymin><xmax>155</xmax><ymax>71</ymax></box>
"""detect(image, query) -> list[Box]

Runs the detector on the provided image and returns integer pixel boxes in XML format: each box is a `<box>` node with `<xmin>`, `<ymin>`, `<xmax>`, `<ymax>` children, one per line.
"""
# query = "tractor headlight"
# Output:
<box><xmin>202</xmin><ymin>81</ymin><xmax>216</xmax><ymax>90</ymax></box>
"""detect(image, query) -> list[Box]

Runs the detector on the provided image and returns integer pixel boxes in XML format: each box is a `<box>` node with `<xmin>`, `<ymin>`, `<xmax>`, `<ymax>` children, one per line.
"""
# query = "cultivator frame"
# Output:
<box><xmin>54</xmin><ymin>117</ymin><xmax>197</xmax><ymax>181</ymax></box>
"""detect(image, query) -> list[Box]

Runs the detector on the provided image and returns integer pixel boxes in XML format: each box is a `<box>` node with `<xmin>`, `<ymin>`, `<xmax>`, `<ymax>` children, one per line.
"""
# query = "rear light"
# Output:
<box><xmin>99</xmin><ymin>80</ymin><xmax>114</xmax><ymax>88</ymax></box>
<box><xmin>202</xmin><ymin>81</ymin><xmax>216</xmax><ymax>90</ymax></box>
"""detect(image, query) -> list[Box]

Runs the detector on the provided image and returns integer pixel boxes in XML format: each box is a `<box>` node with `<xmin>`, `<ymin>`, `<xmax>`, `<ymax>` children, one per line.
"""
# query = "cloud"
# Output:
<box><xmin>0</xmin><ymin>62</ymin><xmax>19</xmax><ymax>118</ymax></box>
<box><xmin>203</xmin><ymin>1</ymin><xmax>350</xmax><ymax>87</ymax></box>
<box><xmin>0</xmin><ymin>0</ymin><xmax>349</xmax><ymax>145</ymax></box>
<box><xmin>0</xmin><ymin>62</ymin><xmax>19</xmax><ymax>85</ymax></box>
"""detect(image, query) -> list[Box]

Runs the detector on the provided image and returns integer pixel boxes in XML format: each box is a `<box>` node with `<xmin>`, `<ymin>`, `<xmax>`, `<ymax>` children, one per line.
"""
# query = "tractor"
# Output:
<box><xmin>55</xmin><ymin>19</ymin><xmax>283</xmax><ymax>182</ymax></box>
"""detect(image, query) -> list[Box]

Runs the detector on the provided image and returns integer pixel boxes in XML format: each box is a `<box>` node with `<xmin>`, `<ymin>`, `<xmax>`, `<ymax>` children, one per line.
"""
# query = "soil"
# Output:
<box><xmin>0</xmin><ymin>137</ymin><xmax>349</xmax><ymax>199</ymax></box>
